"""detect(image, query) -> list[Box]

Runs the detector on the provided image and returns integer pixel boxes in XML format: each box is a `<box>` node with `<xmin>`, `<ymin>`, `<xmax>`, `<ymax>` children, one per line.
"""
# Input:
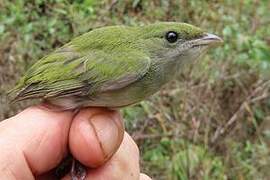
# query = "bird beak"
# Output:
<box><xmin>191</xmin><ymin>33</ymin><xmax>223</xmax><ymax>49</ymax></box>
<box><xmin>200</xmin><ymin>33</ymin><xmax>223</xmax><ymax>46</ymax></box>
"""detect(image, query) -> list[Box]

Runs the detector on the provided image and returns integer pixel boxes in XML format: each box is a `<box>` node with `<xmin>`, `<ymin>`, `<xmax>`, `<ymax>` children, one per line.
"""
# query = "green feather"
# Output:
<box><xmin>10</xmin><ymin>22</ymin><xmax>205</xmax><ymax>103</ymax></box>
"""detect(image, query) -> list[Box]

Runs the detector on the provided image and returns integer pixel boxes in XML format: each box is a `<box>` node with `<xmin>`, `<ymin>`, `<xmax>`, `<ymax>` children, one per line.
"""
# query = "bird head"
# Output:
<box><xmin>136</xmin><ymin>22</ymin><xmax>223</xmax><ymax>69</ymax></box>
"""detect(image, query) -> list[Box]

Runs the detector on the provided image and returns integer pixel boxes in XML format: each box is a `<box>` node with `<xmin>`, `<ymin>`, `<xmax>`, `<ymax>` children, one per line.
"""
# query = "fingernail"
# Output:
<box><xmin>90</xmin><ymin>112</ymin><xmax>121</xmax><ymax>159</ymax></box>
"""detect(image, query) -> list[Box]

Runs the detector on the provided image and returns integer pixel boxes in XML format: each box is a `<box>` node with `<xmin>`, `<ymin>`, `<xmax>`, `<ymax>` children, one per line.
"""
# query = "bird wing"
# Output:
<box><xmin>11</xmin><ymin>46</ymin><xmax>151</xmax><ymax>102</ymax></box>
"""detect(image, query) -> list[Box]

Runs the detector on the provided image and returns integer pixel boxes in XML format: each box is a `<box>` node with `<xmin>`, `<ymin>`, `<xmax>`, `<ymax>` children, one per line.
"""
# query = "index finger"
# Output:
<box><xmin>0</xmin><ymin>105</ymin><xmax>74</xmax><ymax>177</ymax></box>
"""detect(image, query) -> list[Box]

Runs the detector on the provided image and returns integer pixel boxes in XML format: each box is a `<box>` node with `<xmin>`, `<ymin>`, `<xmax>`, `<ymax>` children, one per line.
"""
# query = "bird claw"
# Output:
<box><xmin>55</xmin><ymin>155</ymin><xmax>87</xmax><ymax>180</ymax></box>
<box><xmin>71</xmin><ymin>159</ymin><xmax>87</xmax><ymax>180</ymax></box>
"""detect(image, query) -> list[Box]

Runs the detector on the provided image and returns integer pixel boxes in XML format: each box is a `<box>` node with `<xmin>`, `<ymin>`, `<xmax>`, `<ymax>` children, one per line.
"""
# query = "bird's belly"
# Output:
<box><xmin>49</xmin><ymin>68</ymin><xmax>168</xmax><ymax>109</ymax></box>
<box><xmin>87</xmin><ymin>72</ymin><xmax>167</xmax><ymax>108</ymax></box>
<box><xmin>83</xmin><ymin>83</ymin><xmax>158</xmax><ymax>108</ymax></box>
<box><xmin>49</xmin><ymin>86</ymin><xmax>156</xmax><ymax>109</ymax></box>
<box><xmin>49</xmin><ymin>78</ymin><xmax>162</xmax><ymax>109</ymax></box>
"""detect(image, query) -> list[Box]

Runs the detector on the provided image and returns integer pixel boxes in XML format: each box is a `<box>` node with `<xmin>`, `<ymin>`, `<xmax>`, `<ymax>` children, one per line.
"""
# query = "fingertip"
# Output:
<box><xmin>69</xmin><ymin>108</ymin><xmax>124</xmax><ymax>168</ymax></box>
<box><xmin>140</xmin><ymin>173</ymin><xmax>152</xmax><ymax>180</ymax></box>
<box><xmin>86</xmin><ymin>132</ymin><xmax>140</xmax><ymax>179</ymax></box>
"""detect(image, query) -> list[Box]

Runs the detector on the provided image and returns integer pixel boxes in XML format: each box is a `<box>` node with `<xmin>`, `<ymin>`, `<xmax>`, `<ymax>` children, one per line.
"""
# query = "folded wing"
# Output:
<box><xmin>11</xmin><ymin>45</ymin><xmax>150</xmax><ymax>102</ymax></box>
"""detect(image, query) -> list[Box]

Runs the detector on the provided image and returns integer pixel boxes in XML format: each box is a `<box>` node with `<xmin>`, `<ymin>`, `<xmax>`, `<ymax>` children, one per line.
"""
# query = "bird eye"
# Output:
<box><xmin>165</xmin><ymin>31</ymin><xmax>178</xmax><ymax>43</ymax></box>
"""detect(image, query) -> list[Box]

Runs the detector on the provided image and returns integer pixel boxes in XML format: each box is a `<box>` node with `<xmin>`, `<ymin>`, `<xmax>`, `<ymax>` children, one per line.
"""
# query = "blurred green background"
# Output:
<box><xmin>0</xmin><ymin>0</ymin><xmax>270</xmax><ymax>179</ymax></box>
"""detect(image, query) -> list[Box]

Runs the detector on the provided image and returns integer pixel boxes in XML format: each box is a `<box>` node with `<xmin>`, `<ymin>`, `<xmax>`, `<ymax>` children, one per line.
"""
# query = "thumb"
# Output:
<box><xmin>69</xmin><ymin>108</ymin><xmax>124</xmax><ymax>167</ymax></box>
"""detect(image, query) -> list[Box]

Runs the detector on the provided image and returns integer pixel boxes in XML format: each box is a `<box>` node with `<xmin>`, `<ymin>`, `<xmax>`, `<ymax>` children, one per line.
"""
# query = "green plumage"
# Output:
<box><xmin>10</xmin><ymin>22</ymin><xmax>221</xmax><ymax>109</ymax></box>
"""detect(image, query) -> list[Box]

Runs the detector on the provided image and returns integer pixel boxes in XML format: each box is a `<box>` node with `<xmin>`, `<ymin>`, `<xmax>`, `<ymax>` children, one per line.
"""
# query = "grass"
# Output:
<box><xmin>0</xmin><ymin>0</ymin><xmax>270</xmax><ymax>179</ymax></box>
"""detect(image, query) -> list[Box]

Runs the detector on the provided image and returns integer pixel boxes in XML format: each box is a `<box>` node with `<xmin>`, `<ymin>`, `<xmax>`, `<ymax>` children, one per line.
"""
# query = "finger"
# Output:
<box><xmin>0</xmin><ymin>105</ymin><xmax>74</xmax><ymax>178</ymax></box>
<box><xmin>86</xmin><ymin>132</ymin><xmax>140</xmax><ymax>180</ymax></box>
<box><xmin>140</xmin><ymin>173</ymin><xmax>152</xmax><ymax>180</ymax></box>
<box><xmin>69</xmin><ymin>107</ymin><xmax>124</xmax><ymax>168</ymax></box>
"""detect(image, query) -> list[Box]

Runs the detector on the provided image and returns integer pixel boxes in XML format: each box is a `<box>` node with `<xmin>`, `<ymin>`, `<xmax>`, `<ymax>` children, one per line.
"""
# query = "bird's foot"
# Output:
<box><xmin>71</xmin><ymin>159</ymin><xmax>87</xmax><ymax>180</ymax></box>
<box><xmin>55</xmin><ymin>155</ymin><xmax>87</xmax><ymax>180</ymax></box>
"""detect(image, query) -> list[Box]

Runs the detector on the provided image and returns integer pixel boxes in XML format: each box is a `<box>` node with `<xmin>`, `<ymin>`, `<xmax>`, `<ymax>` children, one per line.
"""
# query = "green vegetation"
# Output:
<box><xmin>0</xmin><ymin>0</ymin><xmax>269</xmax><ymax>179</ymax></box>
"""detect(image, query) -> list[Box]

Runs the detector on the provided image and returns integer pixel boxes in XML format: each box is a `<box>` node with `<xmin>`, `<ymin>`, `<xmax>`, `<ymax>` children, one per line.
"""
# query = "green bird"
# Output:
<box><xmin>10</xmin><ymin>22</ymin><xmax>222</xmax><ymax>179</ymax></box>
<box><xmin>11</xmin><ymin>22</ymin><xmax>222</xmax><ymax>109</ymax></box>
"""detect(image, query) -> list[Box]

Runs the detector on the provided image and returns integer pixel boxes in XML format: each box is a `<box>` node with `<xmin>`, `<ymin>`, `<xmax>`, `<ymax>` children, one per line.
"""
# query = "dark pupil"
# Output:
<box><xmin>166</xmin><ymin>31</ymin><xmax>178</xmax><ymax>43</ymax></box>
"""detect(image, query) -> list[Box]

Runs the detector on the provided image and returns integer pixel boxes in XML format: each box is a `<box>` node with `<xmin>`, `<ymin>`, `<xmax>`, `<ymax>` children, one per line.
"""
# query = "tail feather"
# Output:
<box><xmin>8</xmin><ymin>81</ymin><xmax>89</xmax><ymax>103</ymax></box>
<box><xmin>8</xmin><ymin>83</ymin><xmax>46</xmax><ymax>103</ymax></box>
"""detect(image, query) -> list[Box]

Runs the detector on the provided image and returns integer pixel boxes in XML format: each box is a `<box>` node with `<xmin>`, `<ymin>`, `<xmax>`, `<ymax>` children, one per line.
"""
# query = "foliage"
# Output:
<box><xmin>0</xmin><ymin>0</ymin><xmax>269</xmax><ymax>179</ymax></box>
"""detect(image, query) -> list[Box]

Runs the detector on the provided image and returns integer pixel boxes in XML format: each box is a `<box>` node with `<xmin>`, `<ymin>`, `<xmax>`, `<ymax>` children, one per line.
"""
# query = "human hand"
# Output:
<box><xmin>0</xmin><ymin>105</ymin><xmax>151</xmax><ymax>180</ymax></box>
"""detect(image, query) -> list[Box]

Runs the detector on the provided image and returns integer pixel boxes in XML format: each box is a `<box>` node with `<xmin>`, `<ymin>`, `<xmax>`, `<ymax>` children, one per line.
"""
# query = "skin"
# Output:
<box><xmin>0</xmin><ymin>105</ymin><xmax>151</xmax><ymax>180</ymax></box>
<box><xmin>10</xmin><ymin>22</ymin><xmax>222</xmax><ymax>109</ymax></box>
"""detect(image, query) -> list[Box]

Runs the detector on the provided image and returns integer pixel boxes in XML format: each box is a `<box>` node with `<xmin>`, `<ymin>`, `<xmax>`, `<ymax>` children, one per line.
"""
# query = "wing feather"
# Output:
<box><xmin>11</xmin><ymin>47</ymin><xmax>150</xmax><ymax>102</ymax></box>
